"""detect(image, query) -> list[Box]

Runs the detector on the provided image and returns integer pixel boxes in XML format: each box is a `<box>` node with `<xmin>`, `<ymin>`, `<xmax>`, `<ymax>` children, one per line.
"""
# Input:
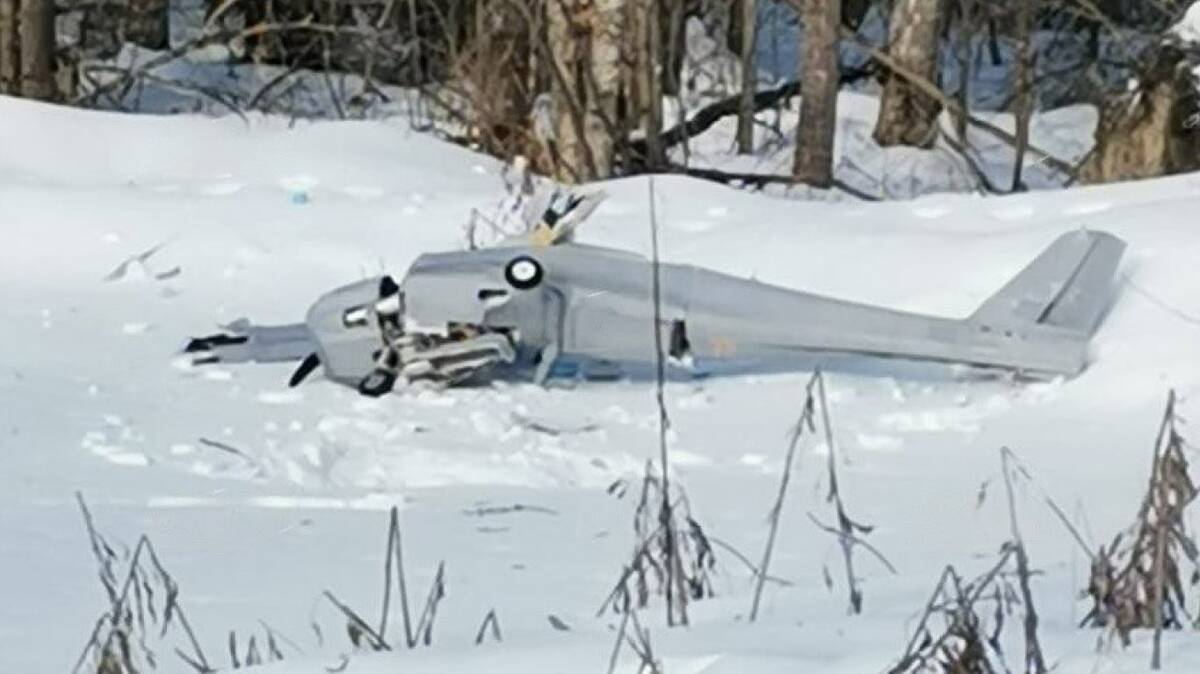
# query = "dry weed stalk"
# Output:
<box><xmin>999</xmin><ymin>449</ymin><xmax>1048</xmax><ymax>674</ymax></box>
<box><xmin>605</xmin><ymin>606</ymin><xmax>663</xmax><ymax>674</ymax></box>
<box><xmin>1081</xmin><ymin>390</ymin><xmax>1200</xmax><ymax>669</ymax></box>
<box><xmin>646</xmin><ymin>175</ymin><xmax>688</xmax><ymax>628</ymax></box>
<box><xmin>888</xmin><ymin>547</ymin><xmax>1042</xmax><ymax>674</ymax></box>
<box><xmin>597</xmin><ymin>461</ymin><xmax>717</xmax><ymax>621</ymax></box>
<box><xmin>809</xmin><ymin>371</ymin><xmax>896</xmax><ymax>615</ymax></box>
<box><xmin>888</xmin><ymin>560</ymin><xmax>1012</xmax><ymax>674</ymax></box>
<box><xmin>474</xmin><ymin>608</ymin><xmax>502</xmax><ymax>645</ymax></box>
<box><xmin>750</xmin><ymin>370</ymin><xmax>894</xmax><ymax>621</ymax></box>
<box><xmin>890</xmin><ymin>448</ymin><xmax>1053</xmax><ymax>674</ymax></box>
<box><xmin>323</xmin><ymin>505</ymin><xmax>446</xmax><ymax>652</ymax></box>
<box><xmin>595</xmin><ymin>176</ymin><xmax>716</xmax><ymax>628</ymax></box>
<box><xmin>72</xmin><ymin>493</ymin><xmax>212</xmax><ymax>674</ymax></box>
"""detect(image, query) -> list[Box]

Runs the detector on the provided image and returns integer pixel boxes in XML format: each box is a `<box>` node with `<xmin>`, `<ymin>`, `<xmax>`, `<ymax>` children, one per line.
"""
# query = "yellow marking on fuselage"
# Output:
<box><xmin>711</xmin><ymin>336</ymin><xmax>737</xmax><ymax>357</ymax></box>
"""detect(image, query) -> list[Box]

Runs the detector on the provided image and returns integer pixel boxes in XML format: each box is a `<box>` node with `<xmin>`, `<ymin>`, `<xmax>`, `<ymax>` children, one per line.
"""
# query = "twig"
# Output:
<box><xmin>1001</xmin><ymin>449</ymin><xmax>1048</xmax><ymax>674</ymax></box>
<box><xmin>749</xmin><ymin>372</ymin><xmax>819</xmax><ymax>622</ymax></box>
<box><xmin>462</xmin><ymin>503</ymin><xmax>559</xmax><ymax>517</ymax></box>
<box><xmin>628</xmin><ymin>67</ymin><xmax>874</xmax><ymax>160</ymax></box>
<box><xmin>1000</xmin><ymin>447</ymin><xmax>1094</xmax><ymax>560</ymax></box>
<box><xmin>198</xmin><ymin>437</ymin><xmax>256</xmax><ymax>463</ymax></box>
<box><xmin>666</xmin><ymin>165</ymin><xmax>882</xmax><ymax>201</ymax></box>
<box><xmin>474</xmin><ymin>608</ymin><xmax>502</xmax><ymax>645</ymax></box>
<box><xmin>412</xmin><ymin>561</ymin><xmax>446</xmax><ymax>646</ymax></box>
<box><xmin>378</xmin><ymin>507</ymin><xmax>414</xmax><ymax>648</ymax></box>
<box><xmin>806</xmin><ymin>512</ymin><xmax>897</xmax><ymax>575</ymax></box>
<box><xmin>708</xmin><ymin>535</ymin><xmax>795</xmax><ymax>587</ymax></box>
<box><xmin>813</xmin><ymin>372</ymin><xmax>895</xmax><ymax>614</ymax></box>
<box><xmin>323</xmin><ymin>590</ymin><xmax>390</xmax><ymax>651</ymax></box>
<box><xmin>605</xmin><ymin>601</ymin><xmax>633</xmax><ymax>674</ymax></box>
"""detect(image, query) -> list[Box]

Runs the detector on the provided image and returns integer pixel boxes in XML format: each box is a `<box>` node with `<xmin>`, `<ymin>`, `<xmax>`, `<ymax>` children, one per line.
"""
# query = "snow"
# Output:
<box><xmin>5</xmin><ymin>93</ymin><xmax>1200</xmax><ymax>673</ymax></box>
<box><xmin>1174</xmin><ymin>2</ymin><xmax>1200</xmax><ymax>44</ymax></box>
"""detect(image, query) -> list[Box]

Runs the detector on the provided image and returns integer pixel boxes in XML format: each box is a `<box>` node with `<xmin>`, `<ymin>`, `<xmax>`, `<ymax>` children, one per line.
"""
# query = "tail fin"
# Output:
<box><xmin>971</xmin><ymin>230</ymin><xmax>1126</xmax><ymax>335</ymax></box>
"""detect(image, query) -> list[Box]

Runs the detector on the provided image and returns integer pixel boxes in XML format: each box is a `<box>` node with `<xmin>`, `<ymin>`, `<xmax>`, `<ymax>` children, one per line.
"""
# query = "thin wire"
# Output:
<box><xmin>1121</xmin><ymin>272</ymin><xmax>1200</xmax><ymax>329</ymax></box>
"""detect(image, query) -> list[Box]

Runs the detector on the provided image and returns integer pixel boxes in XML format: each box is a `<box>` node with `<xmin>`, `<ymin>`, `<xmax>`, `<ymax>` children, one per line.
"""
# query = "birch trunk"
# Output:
<box><xmin>548</xmin><ymin>0</ymin><xmax>626</xmax><ymax>182</ymax></box>
<box><xmin>873</xmin><ymin>0</ymin><xmax>943</xmax><ymax>148</ymax></box>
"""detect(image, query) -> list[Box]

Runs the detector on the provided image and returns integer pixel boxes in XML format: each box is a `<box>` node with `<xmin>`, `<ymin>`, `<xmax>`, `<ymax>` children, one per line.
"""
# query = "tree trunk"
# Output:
<box><xmin>873</xmin><ymin>0</ymin><xmax>943</xmax><ymax>148</ymax></box>
<box><xmin>1080</xmin><ymin>45</ymin><xmax>1200</xmax><ymax>184</ymax></box>
<box><xmin>635</xmin><ymin>0</ymin><xmax>664</xmax><ymax>169</ymax></box>
<box><xmin>18</xmin><ymin>0</ymin><xmax>55</xmax><ymax>101</ymax></box>
<box><xmin>661</xmin><ymin>0</ymin><xmax>684</xmax><ymax>97</ymax></box>
<box><xmin>794</xmin><ymin>0</ymin><xmax>840</xmax><ymax>187</ymax></box>
<box><xmin>1010</xmin><ymin>0</ymin><xmax>1035</xmax><ymax>192</ymax></box>
<box><xmin>0</xmin><ymin>0</ymin><xmax>18</xmax><ymax>95</ymax></box>
<box><xmin>953</xmin><ymin>0</ymin><xmax>974</xmax><ymax>142</ymax></box>
<box><xmin>735</xmin><ymin>0</ymin><xmax>757</xmax><ymax>154</ymax></box>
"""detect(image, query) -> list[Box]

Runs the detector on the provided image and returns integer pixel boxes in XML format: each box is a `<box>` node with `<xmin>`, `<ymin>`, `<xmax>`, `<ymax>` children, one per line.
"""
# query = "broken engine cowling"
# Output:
<box><xmin>187</xmin><ymin>275</ymin><xmax>517</xmax><ymax>396</ymax></box>
<box><xmin>307</xmin><ymin>276</ymin><xmax>519</xmax><ymax>395</ymax></box>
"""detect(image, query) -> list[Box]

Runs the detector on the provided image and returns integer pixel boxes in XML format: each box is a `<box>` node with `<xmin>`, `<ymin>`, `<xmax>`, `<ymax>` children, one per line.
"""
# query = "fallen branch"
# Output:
<box><xmin>666</xmin><ymin>165</ymin><xmax>882</xmax><ymax>201</ymax></box>
<box><xmin>628</xmin><ymin>67</ymin><xmax>874</xmax><ymax>161</ymax></box>
<box><xmin>843</xmin><ymin>29</ymin><xmax>1079</xmax><ymax>181</ymax></box>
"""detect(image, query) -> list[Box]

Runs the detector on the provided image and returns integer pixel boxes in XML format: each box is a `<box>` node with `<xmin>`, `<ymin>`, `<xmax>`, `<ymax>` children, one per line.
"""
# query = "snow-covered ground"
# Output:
<box><xmin>4</xmin><ymin>94</ymin><xmax>1200</xmax><ymax>673</ymax></box>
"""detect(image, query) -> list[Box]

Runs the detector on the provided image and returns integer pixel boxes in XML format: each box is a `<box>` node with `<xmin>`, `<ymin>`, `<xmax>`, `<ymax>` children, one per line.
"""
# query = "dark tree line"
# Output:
<box><xmin>0</xmin><ymin>0</ymin><xmax>1197</xmax><ymax>191</ymax></box>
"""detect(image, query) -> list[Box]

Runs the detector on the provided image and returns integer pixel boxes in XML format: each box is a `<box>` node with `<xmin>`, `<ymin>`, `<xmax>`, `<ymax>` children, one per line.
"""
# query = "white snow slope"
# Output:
<box><xmin>4</xmin><ymin>95</ymin><xmax>1200</xmax><ymax>674</ymax></box>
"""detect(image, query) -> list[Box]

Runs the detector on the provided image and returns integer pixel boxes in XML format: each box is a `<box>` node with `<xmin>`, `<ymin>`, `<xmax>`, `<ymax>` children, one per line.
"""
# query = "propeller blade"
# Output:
<box><xmin>288</xmin><ymin>353</ymin><xmax>321</xmax><ymax>387</ymax></box>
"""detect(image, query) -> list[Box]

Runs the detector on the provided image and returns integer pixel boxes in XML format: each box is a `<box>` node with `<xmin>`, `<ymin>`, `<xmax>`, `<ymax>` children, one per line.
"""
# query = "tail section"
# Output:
<box><xmin>970</xmin><ymin>230</ymin><xmax>1125</xmax><ymax>336</ymax></box>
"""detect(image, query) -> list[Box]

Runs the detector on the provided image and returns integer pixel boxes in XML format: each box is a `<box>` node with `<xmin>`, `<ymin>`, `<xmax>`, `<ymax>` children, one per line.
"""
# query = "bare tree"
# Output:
<box><xmin>0</xmin><ymin>0</ymin><xmax>17</xmax><ymax>95</ymax></box>
<box><xmin>1</xmin><ymin>0</ymin><xmax>58</xmax><ymax>100</ymax></box>
<box><xmin>546</xmin><ymin>0</ymin><xmax>628</xmax><ymax>182</ymax></box>
<box><xmin>873</xmin><ymin>0</ymin><xmax>943</xmax><ymax>147</ymax></box>
<box><xmin>794</xmin><ymin>0</ymin><xmax>841</xmax><ymax>187</ymax></box>
<box><xmin>736</xmin><ymin>0</ymin><xmax>757</xmax><ymax>154</ymax></box>
<box><xmin>453</xmin><ymin>1</ymin><xmax>538</xmax><ymax>163</ymax></box>
<box><xmin>18</xmin><ymin>0</ymin><xmax>56</xmax><ymax>100</ymax></box>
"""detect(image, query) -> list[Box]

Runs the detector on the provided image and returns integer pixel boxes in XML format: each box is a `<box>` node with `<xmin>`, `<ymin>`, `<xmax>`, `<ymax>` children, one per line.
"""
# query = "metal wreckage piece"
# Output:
<box><xmin>186</xmin><ymin>190</ymin><xmax>1126</xmax><ymax>396</ymax></box>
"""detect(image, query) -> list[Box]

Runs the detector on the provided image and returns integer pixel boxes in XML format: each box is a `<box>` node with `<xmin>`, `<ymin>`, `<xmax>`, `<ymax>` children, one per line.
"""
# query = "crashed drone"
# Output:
<box><xmin>187</xmin><ymin>190</ymin><xmax>1125</xmax><ymax>396</ymax></box>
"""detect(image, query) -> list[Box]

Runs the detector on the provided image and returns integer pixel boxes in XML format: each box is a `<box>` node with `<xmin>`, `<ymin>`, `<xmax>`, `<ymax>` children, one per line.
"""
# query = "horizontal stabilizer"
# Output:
<box><xmin>971</xmin><ymin>230</ymin><xmax>1126</xmax><ymax>335</ymax></box>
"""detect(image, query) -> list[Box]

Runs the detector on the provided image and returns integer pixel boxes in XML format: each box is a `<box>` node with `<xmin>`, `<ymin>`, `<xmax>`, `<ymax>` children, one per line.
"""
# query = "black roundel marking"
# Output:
<box><xmin>505</xmin><ymin>255</ymin><xmax>544</xmax><ymax>290</ymax></box>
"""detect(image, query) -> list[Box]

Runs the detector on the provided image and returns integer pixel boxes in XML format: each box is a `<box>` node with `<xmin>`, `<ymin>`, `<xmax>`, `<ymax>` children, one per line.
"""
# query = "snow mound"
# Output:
<box><xmin>5</xmin><ymin>96</ymin><xmax>1200</xmax><ymax>673</ymax></box>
